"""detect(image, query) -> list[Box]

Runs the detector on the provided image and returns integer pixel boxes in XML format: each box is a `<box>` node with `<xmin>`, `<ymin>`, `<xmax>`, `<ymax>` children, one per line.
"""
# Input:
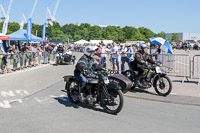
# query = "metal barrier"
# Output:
<box><xmin>160</xmin><ymin>54</ymin><xmax>191</xmax><ymax>83</ymax></box>
<box><xmin>192</xmin><ymin>55</ymin><xmax>200</xmax><ymax>85</ymax></box>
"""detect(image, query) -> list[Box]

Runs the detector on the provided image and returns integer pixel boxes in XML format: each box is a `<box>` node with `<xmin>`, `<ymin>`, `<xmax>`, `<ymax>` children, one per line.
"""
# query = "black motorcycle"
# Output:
<box><xmin>122</xmin><ymin>64</ymin><xmax>172</xmax><ymax>96</ymax></box>
<box><xmin>63</xmin><ymin>69</ymin><xmax>124</xmax><ymax>114</ymax></box>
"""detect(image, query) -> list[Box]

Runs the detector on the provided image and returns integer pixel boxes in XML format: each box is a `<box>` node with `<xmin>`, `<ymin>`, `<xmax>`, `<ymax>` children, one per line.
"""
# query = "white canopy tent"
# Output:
<box><xmin>90</xmin><ymin>40</ymin><xmax>113</xmax><ymax>45</ymax></box>
<box><xmin>74</xmin><ymin>39</ymin><xmax>89</xmax><ymax>44</ymax></box>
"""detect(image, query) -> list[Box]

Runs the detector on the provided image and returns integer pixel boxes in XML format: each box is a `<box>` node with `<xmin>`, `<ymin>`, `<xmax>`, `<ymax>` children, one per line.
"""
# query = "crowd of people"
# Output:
<box><xmin>171</xmin><ymin>41</ymin><xmax>200</xmax><ymax>50</ymax></box>
<box><xmin>0</xmin><ymin>41</ymin><xmax>71</xmax><ymax>74</ymax></box>
<box><xmin>73</xmin><ymin>41</ymin><xmax>161</xmax><ymax>73</ymax></box>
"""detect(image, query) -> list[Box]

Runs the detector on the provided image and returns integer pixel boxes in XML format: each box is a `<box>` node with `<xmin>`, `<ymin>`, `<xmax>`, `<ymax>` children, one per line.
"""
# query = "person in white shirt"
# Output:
<box><xmin>118</xmin><ymin>44</ymin><xmax>127</xmax><ymax>72</ymax></box>
<box><xmin>100</xmin><ymin>44</ymin><xmax>109</xmax><ymax>68</ymax></box>
<box><xmin>110</xmin><ymin>42</ymin><xmax>119</xmax><ymax>71</ymax></box>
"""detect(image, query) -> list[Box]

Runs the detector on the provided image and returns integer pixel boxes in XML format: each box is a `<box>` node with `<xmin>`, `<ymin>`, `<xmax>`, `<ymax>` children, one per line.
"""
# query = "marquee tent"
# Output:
<box><xmin>8</xmin><ymin>29</ymin><xmax>42</xmax><ymax>42</ymax></box>
<box><xmin>75</xmin><ymin>39</ymin><xmax>89</xmax><ymax>44</ymax></box>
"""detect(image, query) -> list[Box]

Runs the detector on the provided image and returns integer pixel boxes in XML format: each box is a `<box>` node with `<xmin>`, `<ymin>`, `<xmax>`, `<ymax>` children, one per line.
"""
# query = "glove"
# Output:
<box><xmin>102</xmin><ymin>68</ymin><xmax>108</xmax><ymax>71</ymax></box>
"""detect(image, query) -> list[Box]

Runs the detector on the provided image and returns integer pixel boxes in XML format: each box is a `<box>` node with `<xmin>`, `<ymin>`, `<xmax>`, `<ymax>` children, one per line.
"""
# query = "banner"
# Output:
<box><xmin>2</xmin><ymin>18</ymin><xmax>9</xmax><ymax>35</ymax></box>
<box><xmin>42</xmin><ymin>23</ymin><xmax>47</xmax><ymax>40</ymax></box>
<box><xmin>27</xmin><ymin>18</ymin><xmax>32</xmax><ymax>41</ymax></box>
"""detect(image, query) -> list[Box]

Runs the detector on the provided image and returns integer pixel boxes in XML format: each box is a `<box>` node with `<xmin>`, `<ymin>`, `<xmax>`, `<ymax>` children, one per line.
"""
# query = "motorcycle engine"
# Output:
<box><xmin>85</xmin><ymin>85</ymin><xmax>97</xmax><ymax>105</ymax></box>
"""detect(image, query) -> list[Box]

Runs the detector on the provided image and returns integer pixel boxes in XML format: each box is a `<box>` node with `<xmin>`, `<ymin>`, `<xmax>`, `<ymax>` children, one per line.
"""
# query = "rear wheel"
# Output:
<box><xmin>154</xmin><ymin>75</ymin><xmax>172</xmax><ymax>96</ymax></box>
<box><xmin>66</xmin><ymin>81</ymin><xmax>80</xmax><ymax>104</ymax></box>
<box><xmin>100</xmin><ymin>89</ymin><xmax>124</xmax><ymax>114</ymax></box>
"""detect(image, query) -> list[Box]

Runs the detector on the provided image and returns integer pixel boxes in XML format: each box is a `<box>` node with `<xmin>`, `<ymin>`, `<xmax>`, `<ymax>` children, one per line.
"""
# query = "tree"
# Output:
<box><xmin>157</xmin><ymin>31</ymin><xmax>166</xmax><ymax>39</ymax></box>
<box><xmin>172</xmin><ymin>33</ymin><xmax>179</xmax><ymax>41</ymax></box>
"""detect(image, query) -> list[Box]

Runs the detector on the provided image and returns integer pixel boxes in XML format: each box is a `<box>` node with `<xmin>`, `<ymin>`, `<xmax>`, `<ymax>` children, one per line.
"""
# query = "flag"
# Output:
<box><xmin>2</xmin><ymin>18</ymin><xmax>9</xmax><ymax>35</ymax></box>
<box><xmin>27</xmin><ymin>18</ymin><xmax>32</xmax><ymax>41</ymax></box>
<box><xmin>20</xmin><ymin>21</ymin><xmax>24</xmax><ymax>30</ymax></box>
<box><xmin>42</xmin><ymin>23</ymin><xmax>47</xmax><ymax>40</ymax></box>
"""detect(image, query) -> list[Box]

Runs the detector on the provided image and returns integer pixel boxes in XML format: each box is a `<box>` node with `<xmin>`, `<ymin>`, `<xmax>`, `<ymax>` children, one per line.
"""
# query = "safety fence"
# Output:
<box><xmin>192</xmin><ymin>55</ymin><xmax>200</xmax><ymax>85</ymax></box>
<box><xmin>103</xmin><ymin>53</ymin><xmax>200</xmax><ymax>85</ymax></box>
<box><xmin>160</xmin><ymin>54</ymin><xmax>192</xmax><ymax>83</ymax></box>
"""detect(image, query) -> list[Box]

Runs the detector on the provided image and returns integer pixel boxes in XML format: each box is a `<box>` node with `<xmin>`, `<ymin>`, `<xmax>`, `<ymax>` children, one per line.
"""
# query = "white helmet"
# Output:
<box><xmin>83</xmin><ymin>45</ymin><xmax>98</xmax><ymax>56</ymax></box>
<box><xmin>139</xmin><ymin>44</ymin><xmax>149</xmax><ymax>52</ymax></box>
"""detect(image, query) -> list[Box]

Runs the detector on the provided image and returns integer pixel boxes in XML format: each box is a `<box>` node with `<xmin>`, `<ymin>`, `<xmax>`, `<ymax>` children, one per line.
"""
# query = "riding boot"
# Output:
<box><xmin>135</xmin><ymin>75</ymin><xmax>144</xmax><ymax>87</ymax></box>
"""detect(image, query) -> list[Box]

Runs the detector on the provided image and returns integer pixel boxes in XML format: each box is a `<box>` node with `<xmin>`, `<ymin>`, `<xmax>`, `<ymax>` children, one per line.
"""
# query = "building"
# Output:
<box><xmin>166</xmin><ymin>33</ymin><xmax>200</xmax><ymax>40</ymax></box>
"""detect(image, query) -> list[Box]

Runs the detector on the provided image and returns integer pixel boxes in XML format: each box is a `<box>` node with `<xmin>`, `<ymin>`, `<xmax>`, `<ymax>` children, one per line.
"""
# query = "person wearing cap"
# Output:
<box><xmin>126</xmin><ymin>43</ymin><xmax>135</xmax><ymax>70</ymax></box>
<box><xmin>118</xmin><ymin>44</ymin><xmax>127</xmax><ymax>72</ymax></box>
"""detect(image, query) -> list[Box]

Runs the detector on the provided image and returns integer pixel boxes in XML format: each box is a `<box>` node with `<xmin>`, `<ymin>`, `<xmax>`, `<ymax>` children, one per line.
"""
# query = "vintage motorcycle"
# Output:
<box><xmin>122</xmin><ymin>64</ymin><xmax>172</xmax><ymax>96</ymax></box>
<box><xmin>63</xmin><ymin>69</ymin><xmax>124</xmax><ymax>114</ymax></box>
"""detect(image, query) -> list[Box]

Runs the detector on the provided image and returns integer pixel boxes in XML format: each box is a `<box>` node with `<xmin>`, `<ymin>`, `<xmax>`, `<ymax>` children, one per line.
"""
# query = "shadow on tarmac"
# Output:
<box><xmin>54</xmin><ymin>97</ymin><xmax>106</xmax><ymax>114</ymax></box>
<box><xmin>129</xmin><ymin>87</ymin><xmax>158</xmax><ymax>96</ymax></box>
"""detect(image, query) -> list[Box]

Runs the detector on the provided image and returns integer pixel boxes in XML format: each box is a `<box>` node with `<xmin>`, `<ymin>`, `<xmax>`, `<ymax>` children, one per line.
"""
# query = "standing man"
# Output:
<box><xmin>12</xmin><ymin>42</ymin><xmax>20</xmax><ymax>71</ymax></box>
<box><xmin>118</xmin><ymin>44</ymin><xmax>127</xmax><ymax>72</ymax></box>
<box><xmin>110</xmin><ymin>42</ymin><xmax>119</xmax><ymax>72</ymax></box>
<box><xmin>126</xmin><ymin>43</ymin><xmax>135</xmax><ymax>70</ymax></box>
<box><xmin>100</xmin><ymin>43</ymin><xmax>109</xmax><ymax>68</ymax></box>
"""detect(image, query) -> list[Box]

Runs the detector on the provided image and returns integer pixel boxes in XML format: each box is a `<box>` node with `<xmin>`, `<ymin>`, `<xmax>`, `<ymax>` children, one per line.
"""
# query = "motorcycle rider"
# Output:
<box><xmin>131</xmin><ymin>44</ymin><xmax>156</xmax><ymax>87</ymax></box>
<box><xmin>74</xmin><ymin>45</ymin><xmax>102</xmax><ymax>94</ymax></box>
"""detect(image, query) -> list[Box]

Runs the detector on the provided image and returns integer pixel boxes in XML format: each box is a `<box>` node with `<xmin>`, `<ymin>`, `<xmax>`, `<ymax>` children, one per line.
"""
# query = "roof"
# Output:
<box><xmin>8</xmin><ymin>29</ymin><xmax>42</xmax><ymax>42</ymax></box>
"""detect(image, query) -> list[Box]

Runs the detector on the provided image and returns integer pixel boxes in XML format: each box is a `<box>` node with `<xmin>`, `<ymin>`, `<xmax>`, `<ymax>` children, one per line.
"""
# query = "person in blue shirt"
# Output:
<box><xmin>126</xmin><ymin>43</ymin><xmax>135</xmax><ymax>70</ymax></box>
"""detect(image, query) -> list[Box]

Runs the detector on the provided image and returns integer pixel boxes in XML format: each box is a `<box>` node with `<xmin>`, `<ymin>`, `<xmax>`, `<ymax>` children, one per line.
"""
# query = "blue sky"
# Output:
<box><xmin>1</xmin><ymin>0</ymin><xmax>200</xmax><ymax>33</ymax></box>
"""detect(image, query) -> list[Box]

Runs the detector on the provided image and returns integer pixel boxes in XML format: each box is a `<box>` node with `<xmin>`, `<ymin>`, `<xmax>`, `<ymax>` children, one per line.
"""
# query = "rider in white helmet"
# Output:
<box><xmin>74</xmin><ymin>45</ymin><xmax>101</xmax><ymax>92</ymax></box>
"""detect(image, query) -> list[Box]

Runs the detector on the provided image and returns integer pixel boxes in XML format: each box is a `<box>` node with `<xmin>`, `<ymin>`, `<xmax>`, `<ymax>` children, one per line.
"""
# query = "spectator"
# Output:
<box><xmin>126</xmin><ymin>43</ymin><xmax>135</xmax><ymax>70</ymax></box>
<box><xmin>110</xmin><ymin>42</ymin><xmax>119</xmax><ymax>71</ymax></box>
<box><xmin>153</xmin><ymin>44</ymin><xmax>161</xmax><ymax>62</ymax></box>
<box><xmin>12</xmin><ymin>43</ymin><xmax>20</xmax><ymax>71</ymax></box>
<box><xmin>118</xmin><ymin>44</ymin><xmax>127</xmax><ymax>72</ymax></box>
<box><xmin>116</xmin><ymin>42</ymin><xmax>121</xmax><ymax>72</ymax></box>
<box><xmin>43</xmin><ymin>44</ymin><xmax>48</xmax><ymax>64</ymax></box>
<box><xmin>37</xmin><ymin>45</ymin><xmax>43</xmax><ymax>64</ymax></box>
<box><xmin>0</xmin><ymin>41</ymin><xmax>7</xmax><ymax>74</ymax></box>
<box><xmin>7</xmin><ymin>45</ymin><xmax>14</xmax><ymax>73</ymax></box>
<box><xmin>32</xmin><ymin>44</ymin><xmax>38</xmax><ymax>66</ymax></box>
<box><xmin>100</xmin><ymin>44</ymin><xmax>109</xmax><ymax>68</ymax></box>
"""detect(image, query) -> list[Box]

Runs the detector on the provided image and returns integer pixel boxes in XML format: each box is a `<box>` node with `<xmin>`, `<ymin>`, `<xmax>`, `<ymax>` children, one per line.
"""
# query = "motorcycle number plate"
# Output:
<box><xmin>156</xmin><ymin>67</ymin><xmax>162</xmax><ymax>73</ymax></box>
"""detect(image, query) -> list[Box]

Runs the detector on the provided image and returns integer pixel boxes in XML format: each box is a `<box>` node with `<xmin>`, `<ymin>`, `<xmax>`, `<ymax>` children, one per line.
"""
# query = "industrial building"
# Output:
<box><xmin>166</xmin><ymin>33</ymin><xmax>200</xmax><ymax>40</ymax></box>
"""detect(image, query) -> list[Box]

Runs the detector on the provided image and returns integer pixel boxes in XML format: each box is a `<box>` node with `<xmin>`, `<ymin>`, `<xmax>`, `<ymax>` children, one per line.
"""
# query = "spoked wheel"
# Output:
<box><xmin>100</xmin><ymin>89</ymin><xmax>124</xmax><ymax>114</ymax></box>
<box><xmin>66</xmin><ymin>81</ymin><xmax>80</xmax><ymax>104</ymax></box>
<box><xmin>154</xmin><ymin>75</ymin><xmax>172</xmax><ymax>96</ymax></box>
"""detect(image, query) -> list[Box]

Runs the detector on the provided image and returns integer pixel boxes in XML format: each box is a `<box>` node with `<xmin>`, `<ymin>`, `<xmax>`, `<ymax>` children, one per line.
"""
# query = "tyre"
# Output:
<box><xmin>66</xmin><ymin>81</ymin><xmax>80</xmax><ymax>104</ymax></box>
<box><xmin>100</xmin><ymin>89</ymin><xmax>124</xmax><ymax>114</ymax></box>
<box><xmin>154</xmin><ymin>75</ymin><xmax>172</xmax><ymax>96</ymax></box>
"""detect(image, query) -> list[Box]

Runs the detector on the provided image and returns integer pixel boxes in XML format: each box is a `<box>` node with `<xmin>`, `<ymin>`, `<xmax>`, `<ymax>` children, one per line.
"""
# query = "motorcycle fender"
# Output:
<box><xmin>109</xmin><ymin>74</ymin><xmax>133</xmax><ymax>93</ymax></box>
<box><xmin>63</xmin><ymin>75</ymin><xmax>75</xmax><ymax>83</ymax></box>
<box><xmin>153</xmin><ymin>73</ymin><xmax>167</xmax><ymax>87</ymax></box>
<box><xmin>107</xmin><ymin>82</ymin><xmax>122</xmax><ymax>90</ymax></box>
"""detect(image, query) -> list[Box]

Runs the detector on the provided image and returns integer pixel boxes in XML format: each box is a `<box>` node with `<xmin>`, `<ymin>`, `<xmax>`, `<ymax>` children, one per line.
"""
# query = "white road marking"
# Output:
<box><xmin>0</xmin><ymin>100</ymin><xmax>12</xmax><ymax>108</ymax></box>
<box><xmin>16</xmin><ymin>90</ymin><xmax>29</xmax><ymax>95</ymax></box>
<box><xmin>1</xmin><ymin>91</ymin><xmax>15</xmax><ymax>97</ymax></box>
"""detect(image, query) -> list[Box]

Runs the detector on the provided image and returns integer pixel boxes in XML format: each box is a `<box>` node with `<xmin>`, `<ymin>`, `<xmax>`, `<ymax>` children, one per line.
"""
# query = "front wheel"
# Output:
<box><xmin>154</xmin><ymin>75</ymin><xmax>172</xmax><ymax>96</ymax></box>
<box><xmin>100</xmin><ymin>89</ymin><xmax>124</xmax><ymax>114</ymax></box>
